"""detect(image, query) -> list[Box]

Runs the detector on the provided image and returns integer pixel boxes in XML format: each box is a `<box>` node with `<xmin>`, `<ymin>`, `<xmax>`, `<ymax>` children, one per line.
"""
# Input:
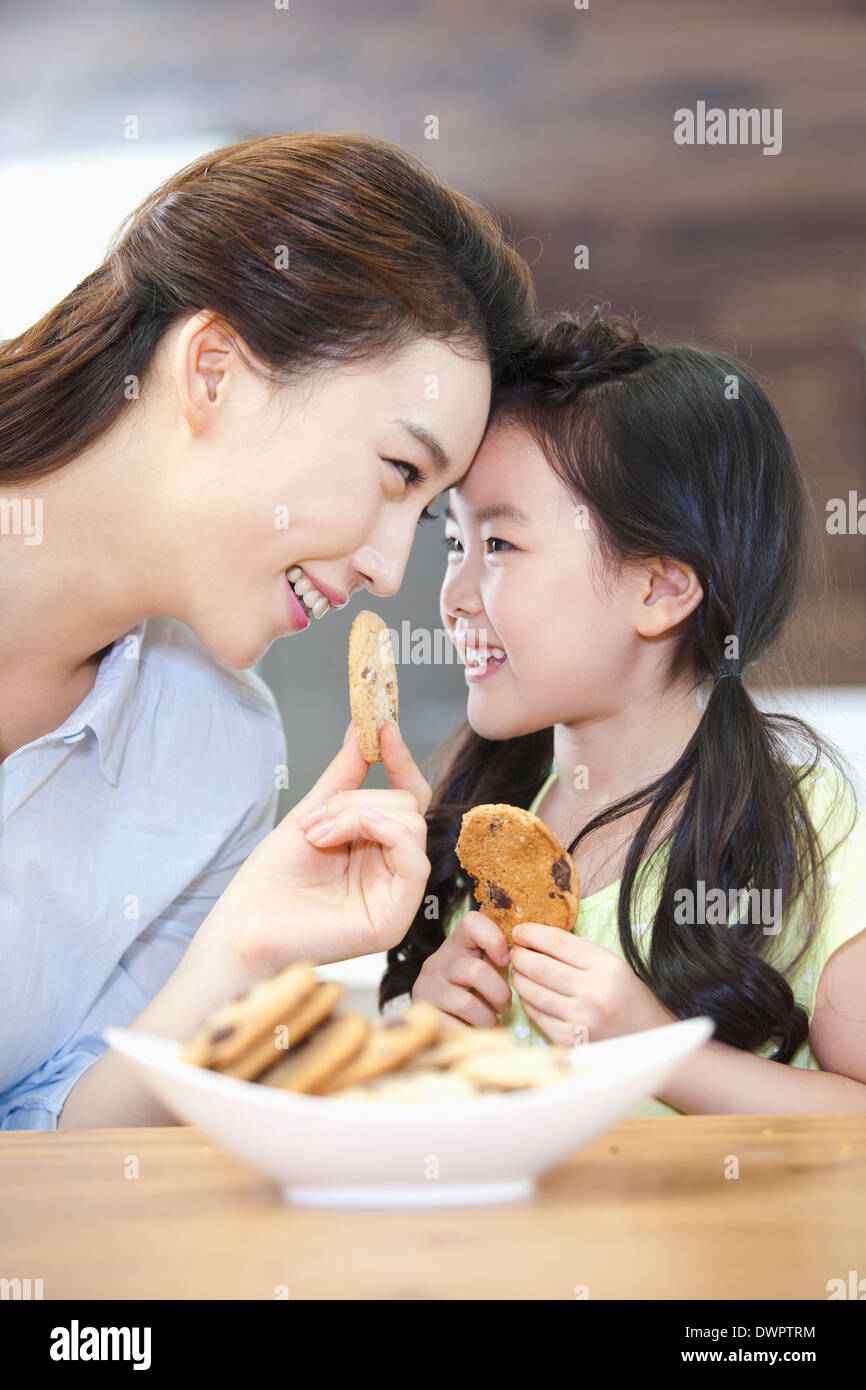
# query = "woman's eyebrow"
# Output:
<box><xmin>442</xmin><ymin>498</ymin><xmax>532</xmax><ymax>525</ymax></box>
<box><xmin>393</xmin><ymin>418</ymin><xmax>451</xmax><ymax>474</ymax></box>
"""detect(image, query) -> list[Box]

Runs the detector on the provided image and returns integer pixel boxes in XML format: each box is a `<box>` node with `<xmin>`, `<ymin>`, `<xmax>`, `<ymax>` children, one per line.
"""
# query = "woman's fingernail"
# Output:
<box><xmin>298</xmin><ymin>805</ymin><xmax>327</xmax><ymax>828</ymax></box>
<box><xmin>306</xmin><ymin>817</ymin><xmax>335</xmax><ymax>839</ymax></box>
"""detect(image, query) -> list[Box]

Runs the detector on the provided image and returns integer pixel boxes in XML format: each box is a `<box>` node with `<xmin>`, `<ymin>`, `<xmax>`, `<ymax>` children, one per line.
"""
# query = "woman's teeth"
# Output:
<box><xmin>286</xmin><ymin>566</ymin><xmax>331</xmax><ymax>619</ymax></box>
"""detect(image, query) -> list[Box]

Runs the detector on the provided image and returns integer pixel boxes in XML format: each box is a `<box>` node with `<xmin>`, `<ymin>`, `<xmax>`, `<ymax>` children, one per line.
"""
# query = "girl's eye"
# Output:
<box><xmin>441</xmin><ymin>535</ymin><xmax>514</xmax><ymax>554</ymax></box>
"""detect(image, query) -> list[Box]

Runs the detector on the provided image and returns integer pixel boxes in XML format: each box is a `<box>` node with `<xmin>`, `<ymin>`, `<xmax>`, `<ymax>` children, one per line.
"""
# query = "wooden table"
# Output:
<box><xmin>1</xmin><ymin>1115</ymin><xmax>864</xmax><ymax>1300</ymax></box>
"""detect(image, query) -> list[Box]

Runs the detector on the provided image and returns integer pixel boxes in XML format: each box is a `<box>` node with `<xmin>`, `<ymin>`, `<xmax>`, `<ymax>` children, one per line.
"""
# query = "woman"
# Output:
<box><xmin>0</xmin><ymin>131</ymin><xmax>538</xmax><ymax>1129</ymax></box>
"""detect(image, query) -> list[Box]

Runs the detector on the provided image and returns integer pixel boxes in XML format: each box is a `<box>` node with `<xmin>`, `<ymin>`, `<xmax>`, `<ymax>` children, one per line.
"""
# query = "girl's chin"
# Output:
<box><xmin>467</xmin><ymin>712</ymin><xmax>531</xmax><ymax>743</ymax></box>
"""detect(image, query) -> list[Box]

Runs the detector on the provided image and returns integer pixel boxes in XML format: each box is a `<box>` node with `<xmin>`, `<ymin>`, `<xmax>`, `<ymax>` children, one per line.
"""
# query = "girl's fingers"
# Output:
<box><xmin>449</xmin><ymin>954</ymin><xmax>513</xmax><ymax>1013</ymax></box>
<box><xmin>520</xmin><ymin>999</ymin><xmax>572</xmax><ymax>1048</ymax></box>
<box><xmin>378</xmin><ymin>722</ymin><xmax>433</xmax><ymax>815</ymax></box>
<box><xmin>509</xmin><ymin>945</ymin><xmax>575</xmax><ymax>996</ymax></box>
<box><xmin>510</xmin><ymin>968</ymin><xmax>572</xmax><ymax>1022</ymax></box>
<box><xmin>426</xmin><ymin>979</ymin><xmax>500</xmax><ymax>1028</ymax></box>
<box><xmin>451</xmin><ymin>911</ymin><xmax>511</xmax><ymax>967</ymax></box>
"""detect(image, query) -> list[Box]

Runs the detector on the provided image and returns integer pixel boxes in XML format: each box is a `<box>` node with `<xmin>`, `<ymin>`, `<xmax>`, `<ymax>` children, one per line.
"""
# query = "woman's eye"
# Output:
<box><xmin>384</xmin><ymin>458</ymin><xmax>438</xmax><ymax>524</ymax></box>
<box><xmin>486</xmin><ymin>536</ymin><xmax>514</xmax><ymax>554</ymax></box>
<box><xmin>386</xmin><ymin>458</ymin><xmax>422</xmax><ymax>486</ymax></box>
<box><xmin>443</xmin><ymin>535</ymin><xmax>462</xmax><ymax>553</ymax></box>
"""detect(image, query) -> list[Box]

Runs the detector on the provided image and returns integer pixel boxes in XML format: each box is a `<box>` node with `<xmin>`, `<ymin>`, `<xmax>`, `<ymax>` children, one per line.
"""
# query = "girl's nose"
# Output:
<box><xmin>441</xmin><ymin>566</ymin><xmax>482</xmax><ymax>622</ymax></box>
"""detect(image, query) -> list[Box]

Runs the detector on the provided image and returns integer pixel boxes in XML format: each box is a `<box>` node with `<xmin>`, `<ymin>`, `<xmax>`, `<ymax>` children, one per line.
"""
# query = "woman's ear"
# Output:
<box><xmin>176</xmin><ymin>312</ymin><xmax>251</xmax><ymax>435</ymax></box>
<box><xmin>632</xmin><ymin>556</ymin><xmax>705</xmax><ymax>638</ymax></box>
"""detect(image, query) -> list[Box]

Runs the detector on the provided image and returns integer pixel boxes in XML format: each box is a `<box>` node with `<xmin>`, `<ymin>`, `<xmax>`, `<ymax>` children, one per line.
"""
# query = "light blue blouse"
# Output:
<box><xmin>0</xmin><ymin>616</ymin><xmax>286</xmax><ymax>1129</ymax></box>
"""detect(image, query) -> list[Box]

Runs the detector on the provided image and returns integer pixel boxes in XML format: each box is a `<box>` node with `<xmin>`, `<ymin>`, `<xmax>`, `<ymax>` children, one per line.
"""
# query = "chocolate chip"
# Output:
<box><xmin>486</xmin><ymin>880</ymin><xmax>513</xmax><ymax>910</ymax></box>
<box><xmin>210</xmin><ymin>1025</ymin><xmax>235</xmax><ymax>1043</ymax></box>
<box><xmin>551</xmin><ymin>856</ymin><xmax>572</xmax><ymax>891</ymax></box>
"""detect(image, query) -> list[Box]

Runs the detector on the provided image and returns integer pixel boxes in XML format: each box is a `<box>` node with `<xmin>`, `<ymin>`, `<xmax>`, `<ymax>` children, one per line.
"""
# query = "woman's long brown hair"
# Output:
<box><xmin>0</xmin><ymin>131</ymin><xmax>539</xmax><ymax>481</ymax></box>
<box><xmin>381</xmin><ymin>309</ymin><xmax>859</xmax><ymax>1064</ymax></box>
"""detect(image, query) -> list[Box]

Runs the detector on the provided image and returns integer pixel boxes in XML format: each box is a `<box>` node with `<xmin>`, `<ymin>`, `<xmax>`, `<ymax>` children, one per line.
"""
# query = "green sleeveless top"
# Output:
<box><xmin>443</xmin><ymin>765</ymin><xmax>865</xmax><ymax>1117</ymax></box>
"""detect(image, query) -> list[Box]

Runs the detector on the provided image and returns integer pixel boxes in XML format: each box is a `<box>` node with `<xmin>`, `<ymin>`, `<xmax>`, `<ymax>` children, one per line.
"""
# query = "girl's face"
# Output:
<box><xmin>166</xmin><ymin>321</ymin><xmax>491</xmax><ymax>669</ymax></box>
<box><xmin>439</xmin><ymin>419</ymin><xmax>644</xmax><ymax>740</ymax></box>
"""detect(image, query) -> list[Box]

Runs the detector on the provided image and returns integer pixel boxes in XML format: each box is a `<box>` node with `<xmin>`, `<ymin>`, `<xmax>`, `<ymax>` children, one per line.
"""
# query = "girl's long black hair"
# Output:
<box><xmin>380</xmin><ymin>307</ymin><xmax>859</xmax><ymax>1063</ymax></box>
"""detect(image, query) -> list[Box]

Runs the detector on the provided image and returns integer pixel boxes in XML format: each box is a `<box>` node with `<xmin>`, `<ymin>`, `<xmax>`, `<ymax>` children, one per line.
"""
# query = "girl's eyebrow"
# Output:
<box><xmin>442</xmin><ymin>499</ymin><xmax>532</xmax><ymax>525</ymax></box>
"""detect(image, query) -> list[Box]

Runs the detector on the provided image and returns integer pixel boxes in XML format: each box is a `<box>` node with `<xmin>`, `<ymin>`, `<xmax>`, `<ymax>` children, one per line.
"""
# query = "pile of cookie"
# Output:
<box><xmin>180</xmin><ymin>962</ymin><xmax>583</xmax><ymax>1103</ymax></box>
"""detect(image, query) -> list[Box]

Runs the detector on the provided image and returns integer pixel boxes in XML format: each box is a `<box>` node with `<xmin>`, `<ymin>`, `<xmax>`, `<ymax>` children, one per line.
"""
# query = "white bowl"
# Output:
<box><xmin>104</xmin><ymin>1015</ymin><xmax>714</xmax><ymax>1209</ymax></box>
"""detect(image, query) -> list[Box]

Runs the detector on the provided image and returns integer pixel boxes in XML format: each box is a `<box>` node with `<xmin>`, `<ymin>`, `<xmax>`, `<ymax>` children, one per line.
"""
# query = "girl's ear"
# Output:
<box><xmin>633</xmin><ymin>557</ymin><xmax>705</xmax><ymax>638</ymax></box>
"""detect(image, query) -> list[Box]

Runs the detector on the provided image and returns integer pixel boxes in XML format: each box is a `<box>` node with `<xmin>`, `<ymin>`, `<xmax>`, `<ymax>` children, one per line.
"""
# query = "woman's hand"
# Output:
<box><xmin>411</xmin><ymin>910</ymin><xmax>513</xmax><ymax>1027</ymax></box>
<box><xmin>509</xmin><ymin>924</ymin><xmax>676</xmax><ymax>1045</ymax></box>
<box><xmin>195</xmin><ymin>720</ymin><xmax>433</xmax><ymax>985</ymax></box>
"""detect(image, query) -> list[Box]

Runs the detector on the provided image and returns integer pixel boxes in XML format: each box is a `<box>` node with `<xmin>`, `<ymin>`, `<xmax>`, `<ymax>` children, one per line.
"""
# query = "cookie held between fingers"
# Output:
<box><xmin>455</xmin><ymin>804</ymin><xmax>580</xmax><ymax>946</ymax></box>
<box><xmin>179</xmin><ymin>962</ymin><xmax>318</xmax><ymax>1070</ymax></box>
<box><xmin>348</xmin><ymin>609</ymin><xmax>400</xmax><ymax>764</ymax></box>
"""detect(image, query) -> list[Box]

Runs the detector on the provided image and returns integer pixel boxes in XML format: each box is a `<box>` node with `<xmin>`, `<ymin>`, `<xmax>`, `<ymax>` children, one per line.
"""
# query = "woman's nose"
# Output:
<box><xmin>352</xmin><ymin>543</ymin><xmax>411</xmax><ymax>599</ymax></box>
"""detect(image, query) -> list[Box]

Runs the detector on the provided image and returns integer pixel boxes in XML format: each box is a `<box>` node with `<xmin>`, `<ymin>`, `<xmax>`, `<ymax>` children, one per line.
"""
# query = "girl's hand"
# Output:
<box><xmin>411</xmin><ymin>910</ymin><xmax>513</xmax><ymax>1027</ymax></box>
<box><xmin>196</xmin><ymin>720</ymin><xmax>433</xmax><ymax>984</ymax></box>
<box><xmin>509</xmin><ymin>924</ymin><xmax>676</xmax><ymax>1046</ymax></box>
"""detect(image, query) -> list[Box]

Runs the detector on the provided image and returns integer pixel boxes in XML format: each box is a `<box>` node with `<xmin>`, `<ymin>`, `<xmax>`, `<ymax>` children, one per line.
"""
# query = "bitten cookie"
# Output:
<box><xmin>320</xmin><ymin>1001</ymin><xmax>443</xmax><ymax>1093</ymax></box>
<box><xmin>348</xmin><ymin>610</ymin><xmax>399</xmax><ymax>763</ymax></box>
<box><xmin>455</xmin><ymin>804</ymin><xmax>580</xmax><ymax>946</ymax></box>
<box><xmin>179</xmin><ymin>962</ymin><xmax>318</xmax><ymax>1071</ymax></box>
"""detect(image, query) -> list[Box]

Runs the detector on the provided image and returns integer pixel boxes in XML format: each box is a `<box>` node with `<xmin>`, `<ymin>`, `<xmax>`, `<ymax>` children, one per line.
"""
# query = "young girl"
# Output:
<box><xmin>380</xmin><ymin>308</ymin><xmax>866</xmax><ymax>1117</ymax></box>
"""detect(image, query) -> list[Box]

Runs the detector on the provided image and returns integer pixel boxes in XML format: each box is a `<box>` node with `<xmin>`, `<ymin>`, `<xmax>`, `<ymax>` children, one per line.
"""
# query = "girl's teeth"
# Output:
<box><xmin>466</xmin><ymin>647</ymin><xmax>505</xmax><ymax>666</ymax></box>
<box><xmin>293</xmin><ymin>576</ymin><xmax>313</xmax><ymax>596</ymax></box>
<box><xmin>287</xmin><ymin>566</ymin><xmax>302</xmax><ymax>582</ymax></box>
<box><xmin>310</xmin><ymin>593</ymin><xmax>330</xmax><ymax>618</ymax></box>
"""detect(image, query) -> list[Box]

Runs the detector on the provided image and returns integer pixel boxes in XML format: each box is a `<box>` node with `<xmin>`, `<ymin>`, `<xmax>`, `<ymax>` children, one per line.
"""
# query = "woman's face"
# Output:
<box><xmin>439</xmin><ymin>418</ymin><xmax>643</xmax><ymax>740</ymax></box>
<box><xmin>167</xmin><ymin>321</ymin><xmax>492</xmax><ymax>668</ymax></box>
